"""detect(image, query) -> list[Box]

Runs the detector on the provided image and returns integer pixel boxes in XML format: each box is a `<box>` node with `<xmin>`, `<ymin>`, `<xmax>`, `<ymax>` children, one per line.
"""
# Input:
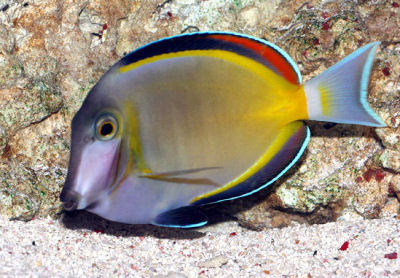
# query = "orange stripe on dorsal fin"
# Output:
<box><xmin>208</xmin><ymin>34</ymin><xmax>300</xmax><ymax>85</ymax></box>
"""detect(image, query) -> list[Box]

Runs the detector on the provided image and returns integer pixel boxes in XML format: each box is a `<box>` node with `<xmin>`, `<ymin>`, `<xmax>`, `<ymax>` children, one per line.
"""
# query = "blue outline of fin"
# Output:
<box><xmin>152</xmin><ymin>206</ymin><xmax>208</xmax><ymax>228</ymax></box>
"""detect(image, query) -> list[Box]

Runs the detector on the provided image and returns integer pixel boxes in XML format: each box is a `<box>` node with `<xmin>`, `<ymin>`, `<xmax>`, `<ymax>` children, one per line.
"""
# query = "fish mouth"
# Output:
<box><xmin>60</xmin><ymin>189</ymin><xmax>82</xmax><ymax>211</ymax></box>
<box><xmin>60</xmin><ymin>138</ymin><xmax>122</xmax><ymax>212</ymax></box>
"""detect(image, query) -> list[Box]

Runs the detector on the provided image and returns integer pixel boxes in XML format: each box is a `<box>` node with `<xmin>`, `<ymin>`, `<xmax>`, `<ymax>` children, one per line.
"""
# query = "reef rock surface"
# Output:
<box><xmin>0</xmin><ymin>0</ymin><xmax>398</xmax><ymax>228</ymax></box>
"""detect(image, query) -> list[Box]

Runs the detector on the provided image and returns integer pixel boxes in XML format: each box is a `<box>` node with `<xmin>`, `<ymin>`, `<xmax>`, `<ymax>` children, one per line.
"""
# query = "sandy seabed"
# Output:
<box><xmin>1</xmin><ymin>213</ymin><xmax>399</xmax><ymax>278</ymax></box>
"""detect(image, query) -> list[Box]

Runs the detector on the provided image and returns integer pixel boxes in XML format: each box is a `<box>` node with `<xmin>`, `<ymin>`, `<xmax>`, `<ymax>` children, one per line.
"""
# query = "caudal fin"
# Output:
<box><xmin>304</xmin><ymin>42</ymin><xmax>386</xmax><ymax>127</ymax></box>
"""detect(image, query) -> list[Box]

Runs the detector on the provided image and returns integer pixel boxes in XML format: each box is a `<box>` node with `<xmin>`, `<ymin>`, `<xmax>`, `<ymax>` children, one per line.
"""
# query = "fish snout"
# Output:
<box><xmin>60</xmin><ymin>190</ymin><xmax>82</xmax><ymax>211</ymax></box>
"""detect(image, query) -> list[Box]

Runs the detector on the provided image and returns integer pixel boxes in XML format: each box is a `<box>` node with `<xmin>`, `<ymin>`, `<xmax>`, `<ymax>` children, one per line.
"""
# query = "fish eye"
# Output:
<box><xmin>95</xmin><ymin>114</ymin><xmax>118</xmax><ymax>140</ymax></box>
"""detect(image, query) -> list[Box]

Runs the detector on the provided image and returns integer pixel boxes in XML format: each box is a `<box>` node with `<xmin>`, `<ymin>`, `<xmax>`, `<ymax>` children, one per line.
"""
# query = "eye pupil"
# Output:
<box><xmin>95</xmin><ymin>114</ymin><xmax>118</xmax><ymax>140</ymax></box>
<box><xmin>100</xmin><ymin>122</ymin><xmax>114</xmax><ymax>136</ymax></box>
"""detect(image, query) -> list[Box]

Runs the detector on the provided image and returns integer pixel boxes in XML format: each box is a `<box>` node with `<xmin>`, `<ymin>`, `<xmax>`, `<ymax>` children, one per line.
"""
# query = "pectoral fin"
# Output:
<box><xmin>139</xmin><ymin>167</ymin><xmax>222</xmax><ymax>186</ymax></box>
<box><xmin>152</xmin><ymin>206</ymin><xmax>208</xmax><ymax>228</ymax></box>
<box><xmin>139</xmin><ymin>167</ymin><xmax>222</xmax><ymax>177</ymax></box>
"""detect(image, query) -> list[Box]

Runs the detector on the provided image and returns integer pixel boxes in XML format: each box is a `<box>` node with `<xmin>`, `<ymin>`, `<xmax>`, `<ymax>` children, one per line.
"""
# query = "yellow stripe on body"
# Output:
<box><xmin>110</xmin><ymin>102</ymin><xmax>151</xmax><ymax>196</ymax></box>
<box><xmin>123</xmin><ymin>101</ymin><xmax>151</xmax><ymax>173</ymax></box>
<box><xmin>190</xmin><ymin>121</ymin><xmax>304</xmax><ymax>204</ymax></box>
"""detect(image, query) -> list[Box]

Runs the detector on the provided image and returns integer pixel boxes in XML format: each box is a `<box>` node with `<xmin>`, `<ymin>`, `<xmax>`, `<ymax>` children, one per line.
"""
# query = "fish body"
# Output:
<box><xmin>60</xmin><ymin>32</ymin><xmax>385</xmax><ymax>228</ymax></box>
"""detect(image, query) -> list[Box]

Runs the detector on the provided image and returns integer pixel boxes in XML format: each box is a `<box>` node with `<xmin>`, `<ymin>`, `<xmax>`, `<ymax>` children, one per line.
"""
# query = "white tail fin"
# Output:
<box><xmin>304</xmin><ymin>42</ymin><xmax>386</xmax><ymax>127</ymax></box>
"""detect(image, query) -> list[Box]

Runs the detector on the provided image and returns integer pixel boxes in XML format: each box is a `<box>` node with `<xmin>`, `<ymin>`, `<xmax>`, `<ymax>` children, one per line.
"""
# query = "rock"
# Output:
<box><xmin>389</xmin><ymin>175</ymin><xmax>400</xmax><ymax>198</ymax></box>
<box><xmin>376</xmin><ymin>126</ymin><xmax>400</xmax><ymax>151</ymax></box>
<box><xmin>376</xmin><ymin>149</ymin><xmax>400</xmax><ymax>173</ymax></box>
<box><xmin>0</xmin><ymin>82</ymin><xmax>63</xmax><ymax>135</ymax></box>
<box><xmin>366</xmin><ymin>9</ymin><xmax>400</xmax><ymax>41</ymax></box>
<box><xmin>237</xmin><ymin>6</ymin><xmax>260</xmax><ymax>31</ymax></box>
<box><xmin>380</xmin><ymin>197</ymin><xmax>400</xmax><ymax>218</ymax></box>
<box><xmin>0</xmin><ymin>125</ymin><xmax>6</xmax><ymax>153</ymax></box>
<box><xmin>78</xmin><ymin>7</ymin><xmax>105</xmax><ymax>46</ymax></box>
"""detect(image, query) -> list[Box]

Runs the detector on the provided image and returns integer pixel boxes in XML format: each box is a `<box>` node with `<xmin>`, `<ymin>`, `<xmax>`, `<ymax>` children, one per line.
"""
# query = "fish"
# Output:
<box><xmin>60</xmin><ymin>32</ymin><xmax>385</xmax><ymax>228</ymax></box>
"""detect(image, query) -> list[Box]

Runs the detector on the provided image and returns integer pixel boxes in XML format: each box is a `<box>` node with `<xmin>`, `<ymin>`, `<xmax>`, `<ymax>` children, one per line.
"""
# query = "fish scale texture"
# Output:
<box><xmin>1</xmin><ymin>215</ymin><xmax>400</xmax><ymax>277</ymax></box>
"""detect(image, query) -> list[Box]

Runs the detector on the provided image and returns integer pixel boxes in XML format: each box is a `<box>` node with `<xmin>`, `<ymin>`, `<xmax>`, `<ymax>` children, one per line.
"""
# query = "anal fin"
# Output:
<box><xmin>152</xmin><ymin>206</ymin><xmax>208</xmax><ymax>228</ymax></box>
<box><xmin>191</xmin><ymin>121</ymin><xmax>310</xmax><ymax>205</ymax></box>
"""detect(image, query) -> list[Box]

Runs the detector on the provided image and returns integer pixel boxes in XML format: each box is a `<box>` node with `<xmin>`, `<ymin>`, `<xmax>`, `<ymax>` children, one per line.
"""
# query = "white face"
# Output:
<box><xmin>72</xmin><ymin>139</ymin><xmax>121</xmax><ymax>209</ymax></box>
<box><xmin>60</xmin><ymin>112</ymin><xmax>122</xmax><ymax>211</ymax></box>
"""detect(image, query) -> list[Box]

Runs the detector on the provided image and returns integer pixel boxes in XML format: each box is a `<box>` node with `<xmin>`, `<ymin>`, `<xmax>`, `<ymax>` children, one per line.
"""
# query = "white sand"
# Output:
<box><xmin>1</xmin><ymin>213</ymin><xmax>399</xmax><ymax>277</ymax></box>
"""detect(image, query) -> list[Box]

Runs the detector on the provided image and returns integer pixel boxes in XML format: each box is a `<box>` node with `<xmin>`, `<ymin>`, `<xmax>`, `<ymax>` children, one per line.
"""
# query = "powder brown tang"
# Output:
<box><xmin>60</xmin><ymin>32</ymin><xmax>385</xmax><ymax>228</ymax></box>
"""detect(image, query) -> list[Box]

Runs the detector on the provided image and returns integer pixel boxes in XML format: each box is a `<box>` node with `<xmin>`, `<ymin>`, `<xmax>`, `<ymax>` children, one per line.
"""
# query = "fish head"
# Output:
<box><xmin>60</xmin><ymin>79</ymin><xmax>130</xmax><ymax>212</ymax></box>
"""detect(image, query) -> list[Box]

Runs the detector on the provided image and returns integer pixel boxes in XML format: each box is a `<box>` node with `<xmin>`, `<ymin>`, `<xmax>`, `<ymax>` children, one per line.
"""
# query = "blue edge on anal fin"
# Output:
<box><xmin>193</xmin><ymin>122</ymin><xmax>310</xmax><ymax>206</ymax></box>
<box><xmin>152</xmin><ymin>206</ymin><xmax>208</xmax><ymax>228</ymax></box>
<box><xmin>153</xmin><ymin>122</ymin><xmax>310</xmax><ymax>228</ymax></box>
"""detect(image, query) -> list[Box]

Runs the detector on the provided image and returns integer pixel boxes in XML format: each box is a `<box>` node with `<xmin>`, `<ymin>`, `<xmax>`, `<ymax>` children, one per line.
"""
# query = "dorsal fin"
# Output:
<box><xmin>118</xmin><ymin>32</ymin><xmax>301</xmax><ymax>85</ymax></box>
<box><xmin>206</xmin><ymin>33</ymin><xmax>301</xmax><ymax>84</ymax></box>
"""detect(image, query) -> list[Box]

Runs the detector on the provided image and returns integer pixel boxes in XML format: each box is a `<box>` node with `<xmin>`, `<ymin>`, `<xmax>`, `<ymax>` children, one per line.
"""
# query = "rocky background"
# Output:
<box><xmin>0</xmin><ymin>0</ymin><xmax>398</xmax><ymax>229</ymax></box>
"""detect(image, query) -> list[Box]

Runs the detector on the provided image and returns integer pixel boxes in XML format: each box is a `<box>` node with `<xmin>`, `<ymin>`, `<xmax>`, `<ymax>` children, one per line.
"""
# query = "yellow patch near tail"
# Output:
<box><xmin>318</xmin><ymin>85</ymin><xmax>332</xmax><ymax>116</ymax></box>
